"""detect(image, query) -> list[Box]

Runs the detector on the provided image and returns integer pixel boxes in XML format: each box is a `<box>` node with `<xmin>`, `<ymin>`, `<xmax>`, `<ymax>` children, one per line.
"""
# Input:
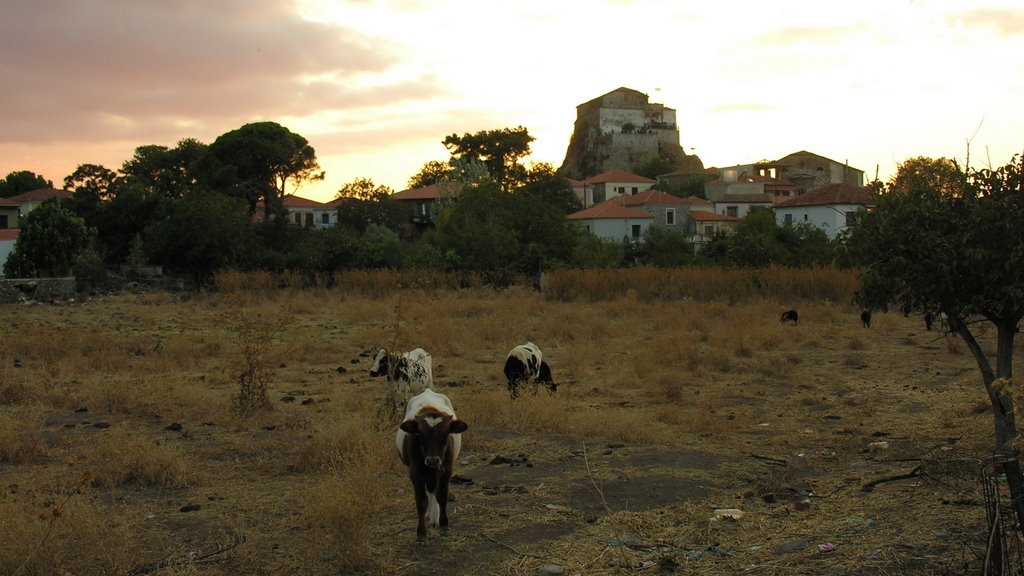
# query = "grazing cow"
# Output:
<box><xmin>369</xmin><ymin>347</ymin><xmax>433</xmax><ymax>400</ymax></box>
<box><xmin>395</xmin><ymin>389</ymin><xmax>468</xmax><ymax>543</ymax></box>
<box><xmin>503</xmin><ymin>342</ymin><xmax>556</xmax><ymax>399</ymax></box>
<box><xmin>779</xmin><ymin>309</ymin><xmax>799</xmax><ymax>325</ymax></box>
<box><xmin>861</xmin><ymin>310</ymin><xmax>872</xmax><ymax>328</ymax></box>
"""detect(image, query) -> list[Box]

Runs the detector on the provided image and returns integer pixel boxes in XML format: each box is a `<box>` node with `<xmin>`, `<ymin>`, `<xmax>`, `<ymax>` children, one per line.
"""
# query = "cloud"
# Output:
<box><xmin>951</xmin><ymin>7</ymin><xmax>1024</xmax><ymax>37</ymax></box>
<box><xmin>0</xmin><ymin>0</ymin><xmax>433</xmax><ymax>145</ymax></box>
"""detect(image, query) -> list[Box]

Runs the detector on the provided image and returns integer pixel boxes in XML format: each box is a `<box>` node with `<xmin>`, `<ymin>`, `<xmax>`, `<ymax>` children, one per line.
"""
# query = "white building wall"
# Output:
<box><xmin>598</xmin><ymin>109</ymin><xmax>648</xmax><ymax>133</ymax></box>
<box><xmin>775</xmin><ymin>204</ymin><xmax>867</xmax><ymax>239</ymax></box>
<box><xmin>0</xmin><ymin>240</ymin><xmax>15</xmax><ymax>277</ymax></box>
<box><xmin>579</xmin><ymin>219</ymin><xmax>652</xmax><ymax>242</ymax></box>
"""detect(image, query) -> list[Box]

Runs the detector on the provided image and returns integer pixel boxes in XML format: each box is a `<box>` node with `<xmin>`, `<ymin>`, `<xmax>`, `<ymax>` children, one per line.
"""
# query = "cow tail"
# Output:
<box><xmin>427</xmin><ymin>493</ymin><xmax>440</xmax><ymax>528</ymax></box>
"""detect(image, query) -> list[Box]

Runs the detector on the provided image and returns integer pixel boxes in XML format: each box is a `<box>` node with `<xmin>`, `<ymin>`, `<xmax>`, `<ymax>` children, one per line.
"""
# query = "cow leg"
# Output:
<box><xmin>412</xmin><ymin>478</ymin><xmax>429</xmax><ymax>543</ymax></box>
<box><xmin>436</xmin><ymin>473</ymin><xmax>452</xmax><ymax>536</ymax></box>
<box><xmin>508</xmin><ymin>379</ymin><xmax>519</xmax><ymax>400</ymax></box>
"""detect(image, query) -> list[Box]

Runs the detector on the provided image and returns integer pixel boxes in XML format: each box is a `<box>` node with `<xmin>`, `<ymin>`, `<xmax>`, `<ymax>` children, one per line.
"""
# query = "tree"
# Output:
<box><xmin>334</xmin><ymin>178</ymin><xmax>404</xmax><ymax>234</ymax></box>
<box><xmin>407</xmin><ymin>160</ymin><xmax>455</xmax><ymax>189</ymax></box>
<box><xmin>852</xmin><ymin>155</ymin><xmax>1024</xmax><ymax>524</ymax></box>
<box><xmin>442</xmin><ymin>126</ymin><xmax>533</xmax><ymax>192</ymax></box>
<box><xmin>0</xmin><ymin>171</ymin><xmax>52</xmax><ymax>197</ymax></box>
<box><xmin>3</xmin><ymin>200</ymin><xmax>93</xmax><ymax>278</ymax></box>
<box><xmin>145</xmin><ymin>190</ymin><xmax>258</xmax><ymax>285</ymax></box>
<box><xmin>121</xmin><ymin>138</ymin><xmax>208</xmax><ymax>198</ymax></box>
<box><xmin>640</xmin><ymin>225</ymin><xmax>694</xmax><ymax>267</ymax></box>
<box><xmin>203</xmin><ymin>122</ymin><xmax>324</xmax><ymax>220</ymax></box>
<box><xmin>63</xmin><ymin>163</ymin><xmax>118</xmax><ymax>226</ymax></box>
<box><xmin>515</xmin><ymin>163</ymin><xmax>582</xmax><ymax>215</ymax></box>
<box><xmin>427</xmin><ymin>183</ymin><xmax>519</xmax><ymax>275</ymax></box>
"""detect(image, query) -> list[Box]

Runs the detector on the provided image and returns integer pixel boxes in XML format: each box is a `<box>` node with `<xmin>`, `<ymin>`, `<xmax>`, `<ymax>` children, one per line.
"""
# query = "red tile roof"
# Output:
<box><xmin>0</xmin><ymin>229</ymin><xmax>19</xmax><ymax>241</ymax></box>
<box><xmin>774</xmin><ymin>184</ymin><xmax>875</xmax><ymax>208</ymax></box>
<box><xmin>7</xmin><ymin>188</ymin><xmax>71</xmax><ymax>203</ymax></box>
<box><xmin>282</xmin><ymin>194</ymin><xmax>327</xmax><ymax>209</ymax></box>
<box><xmin>618</xmin><ymin>191</ymin><xmax>711</xmax><ymax>207</ymax></box>
<box><xmin>568</xmin><ymin>200</ymin><xmax>654</xmax><ymax>220</ymax></box>
<box><xmin>393</xmin><ymin>182</ymin><xmax>462</xmax><ymax>201</ymax></box>
<box><xmin>0</xmin><ymin>197</ymin><xmax>20</xmax><ymax>207</ymax></box>
<box><xmin>583</xmin><ymin>169</ymin><xmax>657</xmax><ymax>185</ymax></box>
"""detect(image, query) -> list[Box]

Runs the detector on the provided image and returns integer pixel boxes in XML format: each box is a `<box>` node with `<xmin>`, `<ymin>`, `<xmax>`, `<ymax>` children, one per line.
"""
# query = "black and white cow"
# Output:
<box><xmin>369</xmin><ymin>347</ymin><xmax>433</xmax><ymax>400</ymax></box>
<box><xmin>395</xmin><ymin>389</ymin><xmax>468</xmax><ymax>543</ymax></box>
<box><xmin>503</xmin><ymin>342</ymin><xmax>556</xmax><ymax>400</ymax></box>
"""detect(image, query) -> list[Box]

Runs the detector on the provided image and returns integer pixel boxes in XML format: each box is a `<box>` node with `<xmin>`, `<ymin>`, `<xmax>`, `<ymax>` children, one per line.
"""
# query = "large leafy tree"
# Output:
<box><xmin>121</xmin><ymin>138</ymin><xmax>208</xmax><ymax>198</ymax></box>
<box><xmin>0</xmin><ymin>171</ymin><xmax>53</xmax><ymax>197</ymax></box>
<box><xmin>63</xmin><ymin>163</ymin><xmax>118</xmax><ymax>225</ymax></box>
<box><xmin>334</xmin><ymin>178</ymin><xmax>404</xmax><ymax>234</ymax></box>
<box><xmin>852</xmin><ymin>155</ymin><xmax>1024</xmax><ymax>523</ymax></box>
<box><xmin>3</xmin><ymin>200</ymin><xmax>93</xmax><ymax>277</ymax></box>
<box><xmin>407</xmin><ymin>160</ymin><xmax>454</xmax><ymax>189</ymax></box>
<box><xmin>145</xmin><ymin>190</ymin><xmax>258</xmax><ymax>285</ymax></box>
<box><xmin>203</xmin><ymin>122</ymin><xmax>324</xmax><ymax>219</ymax></box>
<box><xmin>427</xmin><ymin>183</ymin><xmax>519</xmax><ymax>274</ymax></box>
<box><xmin>442</xmin><ymin>126</ymin><xmax>533</xmax><ymax>192</ymax></box>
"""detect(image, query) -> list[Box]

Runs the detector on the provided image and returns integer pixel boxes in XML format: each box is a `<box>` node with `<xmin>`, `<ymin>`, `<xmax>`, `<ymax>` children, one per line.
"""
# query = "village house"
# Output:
<box><xmin>572</xmin><ymin>169</ymin><xmax>657</xmax><ymax>207</ymax></box>
<box><xmin>773</xmin><ymin>183</ymin><xmax>875</xmax><ymax>239</ymax></box>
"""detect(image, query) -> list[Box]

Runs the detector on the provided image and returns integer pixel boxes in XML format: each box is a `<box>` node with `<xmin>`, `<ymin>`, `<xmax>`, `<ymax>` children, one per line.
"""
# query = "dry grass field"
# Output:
<box><xmin>0</xmin><ymin>268</ymin><xmax>1012</xmax><ymax>575</ymax></box>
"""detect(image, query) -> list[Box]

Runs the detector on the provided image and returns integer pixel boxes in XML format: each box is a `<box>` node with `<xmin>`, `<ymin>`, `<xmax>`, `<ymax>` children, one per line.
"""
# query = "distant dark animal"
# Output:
<box><xmin>369</xmin><ymin>347</ymin><xmax>433</xmax><ymax>400</ymax></box>
<box><xmin>395</xmin><ymin>389</ymin><xmax>468</xmax><ymax>543</ymax></box>
<box><xmin>503</xmin><ymin>342</ymin><xmax>556</xmax><ymax>399</ymax></box>
<box><xmin>779</xmin><ymin>310</ymin><xmax>799</xmax><ymax>325</ymax></box>
<box><xmin>924</xmin><ymin>311</ymin><xmax>934</xmax><ymax>331</ymax></box>
<box><xmin>861</xmin><ymin>310</ymin><xmax>872</xmax><ymax>328</ymax></box>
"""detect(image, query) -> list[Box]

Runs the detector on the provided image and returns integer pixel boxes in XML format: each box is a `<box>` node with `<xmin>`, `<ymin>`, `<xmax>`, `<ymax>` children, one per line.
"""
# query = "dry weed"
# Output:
<box><xmin>0</xmin><ymin>411</ymin><xmax>47</xmax><ymax>464</ymax></box>
<box><xmin>83</xmin><ymin>428</ymin><xmax>196</xmax><ymax>488</ymax></box>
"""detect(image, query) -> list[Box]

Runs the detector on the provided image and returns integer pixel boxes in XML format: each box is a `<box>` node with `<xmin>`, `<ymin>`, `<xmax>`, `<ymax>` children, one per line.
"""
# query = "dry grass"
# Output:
<box><xmin>0</xmin><ymin>269</ymin><xmax>1011</xmax><ymax>575</ymax></box>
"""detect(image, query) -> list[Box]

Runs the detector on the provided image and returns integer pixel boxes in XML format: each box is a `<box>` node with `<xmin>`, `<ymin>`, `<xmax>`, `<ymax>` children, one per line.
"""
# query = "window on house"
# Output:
<box><xmin>631</xmin><ymin>224</ymin><xmax>641</xmax><ymax>239</ymax></box>
<box><xmin>617</xmin><ymin>186</ymin><xmax>625</xmax><ymax>194</ymax></box>
<box><xmin>666</xmin><ymin>209</ymin><xmax>675</xmax><ymax>225</ymax></box>
<box><xmin>726</xmin><ymin>206</ymin><xmax>738</xmax><ymax>218</ymax></box>
<box><xmin>704</xmin><ymin>225</ymin><xmax>714</xmax><ymax>236</ymax></box>
<box><xmin>305</xmin><ymin>213</ymin><xmax>314</xmax><ymax>227</ymax></box>
<box><xmin>844</xmin><ymin>211</ymin><xmax>858</xmax><ymax>226</ymax></box>
<box><xmin>419</xmin><ymin>203</ymin><xmax>428</xmax><ymax>217</ymax></box>
<box><xmin>321</xmin><ymin>213</ymin><xmax>329</xmax><ymax>224</ymax></box>
<box><xmin>803</xmin><ymin>214</ymin><xmax>809</xmax><ymax>221</ymax></box>
<box><xmin>784</xmin><ymin>214</ymin><xmax>793</xmax><ymax>226</ymax></box>
<box><xmin>0</xmin><ymin>215</ymin><xmax>7</xmax><ymax>229</ymax></box>
<box><xmin>631</xmin><ymin>187</ymin><xmax>638</xmax><ymax>194</ymax></box>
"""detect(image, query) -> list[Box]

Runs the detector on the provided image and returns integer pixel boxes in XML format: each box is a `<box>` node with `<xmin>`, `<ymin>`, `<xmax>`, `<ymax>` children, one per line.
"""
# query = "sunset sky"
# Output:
<box><xmin>1</xmin><ymin>0</ymin><xmax>1021</xmax><ymax>203</ymax></box>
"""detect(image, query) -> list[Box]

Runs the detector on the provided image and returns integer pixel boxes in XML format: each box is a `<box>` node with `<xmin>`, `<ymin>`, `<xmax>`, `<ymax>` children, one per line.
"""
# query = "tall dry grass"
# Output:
<box><xmin>543</xmin><ymin>265</ymin><xmax>860</xmax><ymax>304</ymax></box>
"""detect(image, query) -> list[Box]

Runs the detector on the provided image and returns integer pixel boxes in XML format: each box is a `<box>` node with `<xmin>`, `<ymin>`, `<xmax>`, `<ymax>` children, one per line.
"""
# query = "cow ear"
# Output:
<box><xmin>400</xmin><ymin>420</ymin><xmax>419</xmax><ymax>434</ymax></box>
<box><xmin>449</xmin><ymin>419</ymin><xmax>468</xmax><ymax>434</ymax></box>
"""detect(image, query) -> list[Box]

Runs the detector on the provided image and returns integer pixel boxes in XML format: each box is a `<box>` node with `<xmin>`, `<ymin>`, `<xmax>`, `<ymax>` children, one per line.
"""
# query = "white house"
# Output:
<box><xmin>567</xmin><ymin>198</ymin><xmax>654</xmax><ymax>242</ymax></box>
<box><xmin>773</xmin><ymin>183</ymin><xmax>875</xmax><ymax>239</ymax></box>
<box><xmin>712</xmin><ymin>193</ymin><xmax>774</xmax><ymax>219</ymax></box>
<box><xmin>576</xmin><ymin>169</ymin><xmax>657</xmax><ymax>207</ymax></box>
<box><xmin>0</xmin><ymin>229</ymin><xmax>18</xmax><ymax>277</ymax></box>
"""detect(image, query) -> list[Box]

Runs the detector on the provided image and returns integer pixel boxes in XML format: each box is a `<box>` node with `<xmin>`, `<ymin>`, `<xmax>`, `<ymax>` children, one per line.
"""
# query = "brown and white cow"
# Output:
<box><xmin>503</xmin><ymin>342</ymin><xmax>556</xmax><ymax>399</ymax></box>
<box><xmin>369</xmin><ymin>347</ymin><xmax>433</xmax><ymax>399</ymax></box>
<box><xmin>395</xmin><ymin>389</ymin><xmax>468</xmax><ymax>543</ymax></box>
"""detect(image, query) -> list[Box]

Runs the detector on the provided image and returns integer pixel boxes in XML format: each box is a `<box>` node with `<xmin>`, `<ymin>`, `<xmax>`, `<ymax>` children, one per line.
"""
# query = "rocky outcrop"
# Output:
<box><xmin>557</xmin><ymin>87</ymin><xmax>704</xmax><ymax>180</ymax></box>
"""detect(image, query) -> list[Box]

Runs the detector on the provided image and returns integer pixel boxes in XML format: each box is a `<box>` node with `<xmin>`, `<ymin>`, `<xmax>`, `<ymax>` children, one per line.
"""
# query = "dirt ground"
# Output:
<box><xmin>1</xmin><ymin>291</ymin><xmax>1014</xmax><ymax>575</ymax></box>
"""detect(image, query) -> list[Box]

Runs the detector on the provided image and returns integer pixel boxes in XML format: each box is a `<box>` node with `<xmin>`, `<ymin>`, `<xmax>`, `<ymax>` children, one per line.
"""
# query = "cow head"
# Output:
<box><xmin>369</xmin><ymin>348</ymin><xmax>389</xmax><ymax>377</ymax></box>
<box><xmin>400</xmin><ymin>410</ymin><xmax>468</xmax><ymax>469</ymax></box>
<box><xmin>538</xmin><ymin>361</ymin><xmax>557</xmax><ymax>393</ymax></box>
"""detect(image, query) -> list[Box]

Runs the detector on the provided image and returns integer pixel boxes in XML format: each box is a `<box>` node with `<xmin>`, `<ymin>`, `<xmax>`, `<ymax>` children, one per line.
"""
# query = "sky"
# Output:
<box><xmin>1</xmin><ymin>0</ymin><xmax>1022</xmax><ymax>203</ymax></box>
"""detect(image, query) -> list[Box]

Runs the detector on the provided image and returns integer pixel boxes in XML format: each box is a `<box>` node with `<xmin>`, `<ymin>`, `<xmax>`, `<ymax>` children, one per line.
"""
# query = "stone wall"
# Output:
<box><xmin>0</xmin><ymin>277</ymin><xmax>76</xmax><ymax>303</ymax></box>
